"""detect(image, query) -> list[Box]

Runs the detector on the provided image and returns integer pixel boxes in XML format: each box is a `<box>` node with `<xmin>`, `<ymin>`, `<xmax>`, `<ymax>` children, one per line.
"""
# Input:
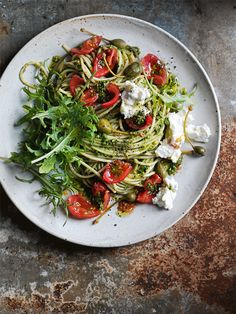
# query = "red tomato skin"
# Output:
<box><xmin>103</xmin><ymin>160</ymin><xmax>133</xmax><ymax>184</ymax></box>
<box><xmin>81</xmin><ymin>87</ymin><xmax>98</xmax><ymax>106</ymax></box>
<box><xmin>144</xmin><ymin>174</ymin><xmax>162</xmax><ymax>191</ymax></box>
<box><xmin>101</xmin><ymin>83</ymin><xmax>121</xmax><ymax>108</ymax></box>
<box><xmin>71</xmin><ymin>36</ymin><xmax>102</xmax><ymax>56</ymax></box>
<box><xmin>103</xmin><ymin>190</ymin><xmax>111</xmax><ymax>210</ymax></box>
<box><xmin>69</xmin><ymin>75</ymin><xmax>84</xmax><ymax>96</ymax></box>
<box><xmin>92</xmin><ymin>182</ymin><xmax>111</xmax><ymax>211</ymax></box>
<box><xmin>106</xmin><ymin>48</ymin><xmax>117</xmax><ymax>69</ymax></box>
<box><xmin>145</xmin><ymin>115</ymin><xmax>153</xmax><ymax>126</ymax></box>
<box><xmin>153</xmin><ymin>71</ymin><xmax>167</xmax><ymax>86</ymax></box>
<box><xmin>141</xmin><ymin>53</ymin><xmax>159</xmax><ymax>78</ymax></box>
<box><xmin>92</xmin><ymin>182</ymin><xmax>107</xmax><ymax>196</ymax></box>
<box><xmin>125</xmin><ymin>114</ymin><xmax>153</xmax><ymax>130</ymax></box>
<box><xmin>67</xmin><ymin>194</ymin><xmax>100</xmax><ymax>219</ymax></box>
<box><xmin>93</xmin><ymin>53</ymin><xmax>106</xmax><ymax>77</ymax></box>
<box><xmin>136</xmin><ymin>190</ymin><xmax>155</xmax><ymax>204</ymax></box>
<box><xmin>141</xmin><ymin>53</ymin><xmax>167</xmax><ymax>87</ymax></box>
<box><xmin>93</xmin><ymin>48</ymin><xmax>118</xmax><ymax>78</ymax></box>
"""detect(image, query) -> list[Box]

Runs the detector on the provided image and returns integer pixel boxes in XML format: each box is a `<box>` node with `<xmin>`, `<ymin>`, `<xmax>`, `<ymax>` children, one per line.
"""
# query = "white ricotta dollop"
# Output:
<box><xmin>152</xmin><ymin>176</ymin><xmax>178</xmax><ymax>210</ymax></box>
<box><xmin>120</xmin><ymin>81</ymin><xmax>150</xmax><ymax>119</ymax></box>
<box><xmin>155</xmin><ymin>139</ymin><xmax>181</xmax><ymax>163</ymax></box>
<box><xmin>120</xmin><ymin>104</ymin><xmax>137</xmax><ymax>119</ymax></box>
<box><xmin>186</xmin><ymin>123</ymin><xmax>211</xmax><ymax>143</ymax></box>
<box><xmin>165</xmin><ymin>176</ymin><xmax>178</xmax><ymax>191</ymax></box>
<box><xmin>167</xmin><ymin>111</ymin><xmax>185</xmax><ymax>147</ymax></box>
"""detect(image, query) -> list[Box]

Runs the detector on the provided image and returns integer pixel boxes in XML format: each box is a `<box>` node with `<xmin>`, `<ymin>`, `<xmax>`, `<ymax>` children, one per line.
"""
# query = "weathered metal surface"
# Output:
<box><xmin>0</xmin><ymin>0</ymin><xmax>235</xmax><ymax>313</ymax></box>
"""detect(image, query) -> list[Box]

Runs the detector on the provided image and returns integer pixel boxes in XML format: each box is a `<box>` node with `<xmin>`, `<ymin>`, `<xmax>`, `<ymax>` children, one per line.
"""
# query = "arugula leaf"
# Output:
<box><xmin>7</xmin><ymin>69</ymin><xmax>99</xmax><ymax>215</ymax></box>
<box><xmin>157</xmin><ymin>83</ymin><xmax>197</xmax><ymax>105</ymax></box>
<box><xmin>157</xmin><ymin>92</ymin><xmax>192</xmax><ymax>104</ymax></box>
<box><xmin>39</xmin><ymin>155</ymin><xmax>57</xmax><ymax>174</ymax></box>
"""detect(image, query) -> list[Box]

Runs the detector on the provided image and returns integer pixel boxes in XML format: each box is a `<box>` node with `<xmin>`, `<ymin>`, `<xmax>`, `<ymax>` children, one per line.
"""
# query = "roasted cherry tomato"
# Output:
<box><xmin>144</xmin><ymin>173</ymin><xmax>162</xmax><ymax>193</ymax></box>
<box><xmin>103</xmin><ymin>160</ymin><xmax>132</xmax><ymax>184</ymax></box>
<box><xmin>141</xmin><ymin>53</ymin><xmax>167</xmax><ymax>87</ymax></box>
<box><xmin>81</xmin><ymin>87</ymin><xmax>98</xmax><ymax>106</ymax></box>
<box><xmin>67</xmin><ymin>194</ymin><xmax>100</xmax><ymax>219</ymax></box>
<box><xmin>92</xmin><ymin>182</ymin><xmax>111</xmax><ymax>211</ymax></box>
<box><xmin>92</xmin><ymin>182</ymin><xmax>107</xmax><ymax>196</ymax></box>
<box><xmin>69</xmin><ymin>74</ymin><xmax>84</xmax><ymax>96</ymax></box>
<box><xmin>125</xmin><ymin>114</ymin><xmax>153</xmax><ymax>130</ymax></box>
<box><xmin>71</xmin><ymin>36</ymin><xmax>102</xmax><ymax>56</ymax></box>
<box><xmin>118</xmin><ymin>200</ymin><xmax>135</xmax><ymax>213</ymax></box>
<box><xmin>101</xmin><ymin>83</ymin><xmax>121</xmax><ymax>108</ymax></box>
<box><xmin>103</xmin><ymin>190</ymin><xmax>111</xmax><ymax>211</ymax></box>
<box><xmin>136</xmin><ymin>190</ymin><xmax>155</xmax><ymax>204</ymax></box>
<box><xmin>93</xmin><ymin>48</ymin><xmax>118</xmax><ymax>78</ymax></box>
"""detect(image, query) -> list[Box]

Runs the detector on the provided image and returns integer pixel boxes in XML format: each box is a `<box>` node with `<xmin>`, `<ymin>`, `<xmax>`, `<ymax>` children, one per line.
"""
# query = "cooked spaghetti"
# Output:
<box><xmin>6</xmin><ymin>29</ymin><xmax>210</xmax><ymax>222</ymax></box>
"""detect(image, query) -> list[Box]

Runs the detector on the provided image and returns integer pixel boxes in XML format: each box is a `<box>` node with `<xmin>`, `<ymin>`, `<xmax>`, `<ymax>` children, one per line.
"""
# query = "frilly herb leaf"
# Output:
<box><xmin>7</xmin><ymin>73</ymin><xmax>99</xmax><ymax>215</ymax></box>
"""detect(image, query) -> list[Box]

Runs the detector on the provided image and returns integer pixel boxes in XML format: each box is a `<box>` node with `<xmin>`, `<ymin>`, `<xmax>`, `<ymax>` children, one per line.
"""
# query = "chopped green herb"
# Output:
<box><xmin>134</xmin><ymin>111</ymin><xmax>146</xmax><ymax>125</ymax></box>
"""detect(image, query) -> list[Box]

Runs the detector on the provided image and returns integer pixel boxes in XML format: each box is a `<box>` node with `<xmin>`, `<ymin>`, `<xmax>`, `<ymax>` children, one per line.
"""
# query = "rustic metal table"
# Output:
<box><xmin>0</xmin><ymin>1</ymin><xmax>235</xmax><ymax>313</ymax></box>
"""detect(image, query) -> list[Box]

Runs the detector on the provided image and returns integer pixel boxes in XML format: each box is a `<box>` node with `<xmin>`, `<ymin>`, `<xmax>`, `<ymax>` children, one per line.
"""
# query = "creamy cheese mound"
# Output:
<box><xmin>120</xmin><ymin>81</ymin><xmax>150</xmax><ymax>119</ymax></box>
<box><xmin>186</xmin><ymin>123</ymin><xmax>211</xmax><ymax>142</ymax></box>
<box><xmin>152</xmin><ymin>176</ymin><xmax>178</xmax><ymax>210</ymax></box>
<box><xmin>167</xmin><ymin>111</ymin><xmax>185</xmax><ymax>147</ymax></box>
<box><xmin>155</xmin><ymin>139</ymin><xmax>181</xmax><ymax>163</ymax></box>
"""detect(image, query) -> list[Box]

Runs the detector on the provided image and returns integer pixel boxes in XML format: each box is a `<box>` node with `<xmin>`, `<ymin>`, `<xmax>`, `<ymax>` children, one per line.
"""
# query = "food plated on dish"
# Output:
<box><xmin>3</xmin><ymin>28</ymin><xmax>211</xmax><ymax>224</ymax></box>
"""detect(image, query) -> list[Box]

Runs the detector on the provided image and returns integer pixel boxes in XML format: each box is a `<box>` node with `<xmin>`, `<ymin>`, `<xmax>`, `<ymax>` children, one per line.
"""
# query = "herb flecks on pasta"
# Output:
<box><xmin>7</xmin><ymin>31</ymin><xmax>211</xmax><ymax>222</ymax></box>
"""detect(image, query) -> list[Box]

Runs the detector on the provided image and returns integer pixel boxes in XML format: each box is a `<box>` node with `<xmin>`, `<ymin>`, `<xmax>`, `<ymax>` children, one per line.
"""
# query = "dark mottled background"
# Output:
<box><xmin>0</xmin><ymin>1</ymin><xmax>236</xmax><ymax>313</ymax></box>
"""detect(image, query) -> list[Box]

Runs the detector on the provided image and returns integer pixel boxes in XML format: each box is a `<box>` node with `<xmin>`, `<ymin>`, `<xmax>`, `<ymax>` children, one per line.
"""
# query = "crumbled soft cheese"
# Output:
<box><xmin>165</xmin><ymin>176</ymin><xmax>178</xmax><ymax>191</ymax></box>
<box><xmin>187</xmin><ymin>113</ymin><xmax>194</xmax><ymax>123</ymax></box>
<box><xmin>120</xmin><ymin>81</ymin><xmax>150</xmax><ymax>119</ymax></box>
<box><xmin>155</xmin><ymin>139</ymin><xmax>181</xmax><ymax>163</ymax></box>
<box><xmin>121</xmin><ymin>104</ymin><xmax>150</xmax><ymax>121</ymax></box>
<box><xmin>122</xmin><ymin>81</ymin><xmax>151</xmax><ymax>105</ymax></box>
<box><xmin>120</xmin><ymin>104</ymin><xmax>137</xmax><ymax>119</ymax></box>
<box><xmin>167</xmin><ymin>111</ymin><xmax>185</xmax><ymax>147</ymax></box>
<box><xmin>186</xmin><ymin>123</ymin><xmax>211</xmax><ymax>143</ymax></box>
<box><xmin>152</xmin><ymin>176</ymin><xmax>178</xmax><ymax>210</ymax></box>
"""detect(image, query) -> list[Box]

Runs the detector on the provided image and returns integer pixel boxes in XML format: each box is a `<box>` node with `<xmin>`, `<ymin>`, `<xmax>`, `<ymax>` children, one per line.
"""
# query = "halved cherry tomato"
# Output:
<box><xmin>71</xmin><ymin>36</ymin><xmax>102</xmax><ymax>56</ymax></box>
<box><xmin>141</xmin><ymin>53</ymin><xmax>167</xmax><ymax>87</ymax></box>
<box><xmin>69</xmin><ymin>74</ymin><xmax>84</xmax><ymax>96</ymax></box>
<box><xmin>93</xmin><ymin>48</ymin><xmax>118</xmax><ymax>78</ymax></box>
<box><xmin>125</xmin><ymin>114</ymin><xmax>153</xmax><ymax>130</ymax></box>
<box><xmin>92</xmin><ymin>182</ymin><xmax>107</xmax><ymax>196</ymax></box>
<box><xmin>92</xmin><ymin>182</ymin><xmax>111</xmax><ymax>211</ymax></box>
<box><xmin>153</xmin><ymin>72</ymin><xmax>167</xmax><ymax>87</ymax></box>
<box><xmin>81</xmin><ymin>87</ymin><xmax>98</xmax><ymax>106</ymax></box>
<box><xmin>141</xmin><ymin>54</ymin><xmax>159</xmax><ymax>78</ymax></box>
<box><xmin>103</xmin><ymin>160</ymin><xmax>132</xmax><ymax>184</ymax></box>
<box><xmin>101</xmin><ymin>83</ymin><xmax>121</xmax><ymax>108</ymax></box>
<box><xmin>103</xmin><ymin>190</ymin><xmax>111</xmax><ymax>211</ymax></box>
<box><xmin>144</xmin><ymin>174</ymin><xmax>162</xmax><ymax>193</ymax></box>
<box><xmin>67</xmin><ymin>194</ymin><xmax>100</xmax><ymax>219</ymax></box>
<box><xmin>136</xmin><ymin>190</ymin><xmax>155</xmax><ymax>204</ymax></box>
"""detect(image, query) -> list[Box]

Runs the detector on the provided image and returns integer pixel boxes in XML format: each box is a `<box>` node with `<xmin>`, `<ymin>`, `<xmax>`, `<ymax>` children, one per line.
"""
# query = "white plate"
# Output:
<box><xmin>0</xmin><ymin>14</ymin><xmax>221</xmax><ymax>247</ymax></box>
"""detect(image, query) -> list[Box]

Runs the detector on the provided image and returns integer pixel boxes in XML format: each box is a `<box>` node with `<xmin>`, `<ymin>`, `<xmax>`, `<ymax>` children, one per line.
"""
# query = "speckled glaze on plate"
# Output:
<box><xmin>0</xmin><ymin>14</ymin><xmax>221</xmax><ymax>247</ymax></box>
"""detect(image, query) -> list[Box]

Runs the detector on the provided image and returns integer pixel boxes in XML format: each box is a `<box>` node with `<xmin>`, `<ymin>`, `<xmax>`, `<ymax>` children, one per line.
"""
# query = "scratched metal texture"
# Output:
<box><xmin>0</xmin><ymin>0</ymin><xmax>235</xmax><ymax>313</ymax></box>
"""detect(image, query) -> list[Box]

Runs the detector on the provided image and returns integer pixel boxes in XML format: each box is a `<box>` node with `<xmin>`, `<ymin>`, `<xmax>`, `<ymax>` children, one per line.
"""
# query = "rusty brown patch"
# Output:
<box><xmin>53</xmin><ymin>281</ymin><xmax>73</xmax><ymax>301</ymax></box>
<box><xmin>60</xmin><ymin>302</ymin><xmax>87</xmax><ymax>313</ymax></box>
<box><xmin>4</xmin><ymin>293</ymin><xmax>46</xmax><ymax>312</ymax></box>
<box><xmin>0</xmin><ymin>20</ymin><xmax>10</xmax><ymax>36</ymax></box>
<box><xmin>4</xmin><ymin>296</ymin><xmax>24</xmax><ymax>311</ymax></box>
<box><xmin>1</xmin><ymin>282</ymin><xmax>87</xmax><ymax>313</ymax></box>
<box><xmin>119</xmin><ymin>125</ymin><xmax>236</xmax><ymax>313</ymax></box>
